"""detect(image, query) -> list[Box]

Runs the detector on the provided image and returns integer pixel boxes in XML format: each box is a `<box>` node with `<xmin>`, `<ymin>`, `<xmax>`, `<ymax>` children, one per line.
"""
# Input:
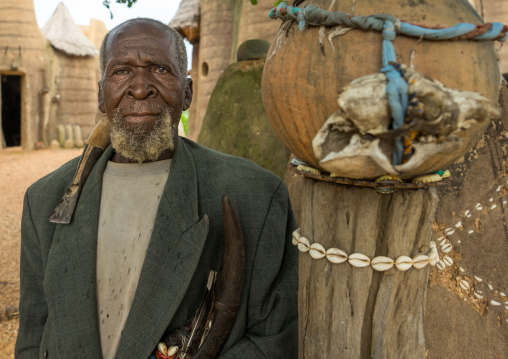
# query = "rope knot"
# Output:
<box><xmin>383</xmin><ymin>21</ymin><xmax>396</xmax><ymax>41</ymax></box>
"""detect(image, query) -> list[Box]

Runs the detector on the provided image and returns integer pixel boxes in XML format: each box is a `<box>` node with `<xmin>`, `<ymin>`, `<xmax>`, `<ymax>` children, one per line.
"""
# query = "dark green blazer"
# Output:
<box><xmin>15</xmin><ymin>137</ymin><xmax>298</xmax><ymax>359</ymax></box>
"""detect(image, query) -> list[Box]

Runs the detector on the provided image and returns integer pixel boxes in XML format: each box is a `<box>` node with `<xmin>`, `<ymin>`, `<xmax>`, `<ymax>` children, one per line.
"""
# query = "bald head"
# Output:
<box><xmin>99</xmin><ymin>18</ymin><xmax>187</xmax><ymax>79</ymax></box>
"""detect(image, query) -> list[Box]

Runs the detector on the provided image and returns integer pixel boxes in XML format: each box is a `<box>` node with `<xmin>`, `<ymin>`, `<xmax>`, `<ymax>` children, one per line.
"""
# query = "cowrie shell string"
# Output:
<box><xmin>292</xmin><ymin>228</ymin><xmax>439</xmax><ymax>271</ymax></box>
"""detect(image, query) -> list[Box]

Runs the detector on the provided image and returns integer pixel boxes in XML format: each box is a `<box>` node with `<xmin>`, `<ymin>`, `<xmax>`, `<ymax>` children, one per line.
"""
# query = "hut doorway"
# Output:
<box><xmin>1</xmin><ymin>75</ymin><xmax>22</xmax><ymax>147</ymax></box>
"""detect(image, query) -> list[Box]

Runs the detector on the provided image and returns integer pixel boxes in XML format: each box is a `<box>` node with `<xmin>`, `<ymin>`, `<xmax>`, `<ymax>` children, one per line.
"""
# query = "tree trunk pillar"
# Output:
<box><xmin>297</xmin><ymin>177</ymin><xmax>439</xmax><ymax>358</ymax></box>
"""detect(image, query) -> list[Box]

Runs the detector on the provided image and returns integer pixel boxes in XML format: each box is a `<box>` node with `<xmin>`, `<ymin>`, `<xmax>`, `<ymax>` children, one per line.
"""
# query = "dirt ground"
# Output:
<box><xmin>0</xmin><ymin>147</ymin><xmax>81</xmax><ymax>359</ymax></box>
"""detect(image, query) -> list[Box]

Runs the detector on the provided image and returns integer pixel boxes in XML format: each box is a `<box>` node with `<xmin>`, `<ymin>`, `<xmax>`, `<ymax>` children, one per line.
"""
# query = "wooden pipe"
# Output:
<box><xmin>50</xmin><ymin>111</ymin><xmax>111</xmax><ymax>224</ymax></box>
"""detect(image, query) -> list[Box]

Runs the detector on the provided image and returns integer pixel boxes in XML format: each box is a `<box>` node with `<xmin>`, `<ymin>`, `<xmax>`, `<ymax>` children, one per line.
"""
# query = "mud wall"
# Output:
<box><xmin>0</xmin><ymin>0</ymin><xmax>47</xmax><ymax>149</ymax></box>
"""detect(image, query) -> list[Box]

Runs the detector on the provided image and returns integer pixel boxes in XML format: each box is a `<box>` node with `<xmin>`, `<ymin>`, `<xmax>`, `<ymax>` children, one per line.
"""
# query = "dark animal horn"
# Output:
<box><xmin>192</xmin><ymin>194</ymin><xmax>245</xmax><ymax>358</ymax></box>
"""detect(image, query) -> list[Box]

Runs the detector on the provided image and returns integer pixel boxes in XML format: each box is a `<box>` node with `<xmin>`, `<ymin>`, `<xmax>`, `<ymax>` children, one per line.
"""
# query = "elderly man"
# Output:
<box><xmin>15</xmin><ymin>19</ymin><xmax>297</xmax><ymax>358</ymax></box>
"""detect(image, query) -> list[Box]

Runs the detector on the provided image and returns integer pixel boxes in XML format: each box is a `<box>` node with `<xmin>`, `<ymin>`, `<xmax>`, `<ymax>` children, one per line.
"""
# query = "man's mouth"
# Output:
<box><xmin>122</xmin><ymin>112</ymin><xmax>159</xmax><ymax>126</ymax></box>
<box><xmin>123</xmin><ymin>112</ymin><xmax>159</xmax><ymax>117</ymax></box>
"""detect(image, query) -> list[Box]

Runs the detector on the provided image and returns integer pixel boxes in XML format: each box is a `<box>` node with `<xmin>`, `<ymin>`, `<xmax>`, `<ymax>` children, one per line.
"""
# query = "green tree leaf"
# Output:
<box><xmin>181</xmin><ymin>110</ymin><xmax>189</xmax><ymax>136</ymax></box>
<box><xmin>103</xmin><ymin>0</ymin><xmax>138</xmax><ymax>18</ymax></box>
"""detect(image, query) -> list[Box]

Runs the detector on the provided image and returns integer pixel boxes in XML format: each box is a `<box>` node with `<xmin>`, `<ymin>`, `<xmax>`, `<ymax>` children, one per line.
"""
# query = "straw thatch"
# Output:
<box><xmin>169</xmin><ymin>0</ymin><xmax>200</xmax><ymax>30</ymax></box>
<box><xmin>42</xmin><ymin>2</ymin><xmax>98</xmax><ymax>57</ymax></box>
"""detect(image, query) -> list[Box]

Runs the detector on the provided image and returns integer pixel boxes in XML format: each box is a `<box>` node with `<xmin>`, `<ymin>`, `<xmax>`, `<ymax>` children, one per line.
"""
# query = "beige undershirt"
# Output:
<box><xmin>96</xmin><ymin>159</ymin><xmax>171</xmax><ymax>359</ymax></box>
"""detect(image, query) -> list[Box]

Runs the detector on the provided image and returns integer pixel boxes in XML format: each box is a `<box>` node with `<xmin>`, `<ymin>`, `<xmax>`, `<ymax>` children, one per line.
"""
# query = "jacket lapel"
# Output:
<box><xmin>44</xmin><ymin>146</ymin><xmax>114</xmax><ymax>357</ymax></box>
<box><xmin>114</xmin><ymin>138</ymin><xmax>210</xmax><ymax>359</ymax></box>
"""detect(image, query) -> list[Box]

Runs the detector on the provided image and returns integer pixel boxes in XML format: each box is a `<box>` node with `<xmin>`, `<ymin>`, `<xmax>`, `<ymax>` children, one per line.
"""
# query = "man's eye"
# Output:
<box><xmin>114</xmin><ymin>69</ymin><xmax>129</xmax><ymax>76</ymax></box>
<box><xmin>154</xmin><ymin>67</ymin><xmax>169</xmax><ymax>74</ymax></box>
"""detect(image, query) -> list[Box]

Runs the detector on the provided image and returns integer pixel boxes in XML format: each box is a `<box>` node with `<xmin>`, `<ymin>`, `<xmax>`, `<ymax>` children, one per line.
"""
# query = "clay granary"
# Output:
<box><xmin>0</xmin><ymin>0</ymin><xmax>107</xmax><ymax>150</ymax></box>
<box><xmin>170</xmin><ymin>0</ymin><xmax>280</xmax><ymax>141</ymax></box>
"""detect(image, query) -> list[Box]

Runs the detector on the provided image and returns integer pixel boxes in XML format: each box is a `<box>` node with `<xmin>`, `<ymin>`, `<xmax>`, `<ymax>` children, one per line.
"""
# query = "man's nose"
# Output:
<box><xmin>127</xmin><ymin>71</ymin><xmax>157</xmax><ymax>99</ymax></box>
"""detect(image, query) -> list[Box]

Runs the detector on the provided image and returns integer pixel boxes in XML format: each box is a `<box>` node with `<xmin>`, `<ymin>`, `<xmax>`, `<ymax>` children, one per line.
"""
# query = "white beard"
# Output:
<box><xmin>110</xmin><ymin>106</ymin><xmax>177</xmax><ymax>163</ymax></box>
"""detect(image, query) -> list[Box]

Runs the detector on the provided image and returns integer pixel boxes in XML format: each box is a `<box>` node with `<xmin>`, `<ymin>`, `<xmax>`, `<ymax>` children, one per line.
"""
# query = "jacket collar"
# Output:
<box><xmin>47</xmin><ymin>138</ymin><xmax>209</xmax><ymax>359</ymax></box>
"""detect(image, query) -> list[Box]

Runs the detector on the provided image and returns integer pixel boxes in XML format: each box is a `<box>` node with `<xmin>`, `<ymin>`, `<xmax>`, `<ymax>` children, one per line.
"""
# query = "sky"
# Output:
<box><xmin>33</xmin><ymin>0</ymin><xmax>193</xmax><ymax>68</ymax></box>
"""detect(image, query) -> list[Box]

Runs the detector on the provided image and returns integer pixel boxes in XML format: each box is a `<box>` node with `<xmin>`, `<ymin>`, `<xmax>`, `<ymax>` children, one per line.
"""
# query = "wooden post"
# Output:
<box><xmin>296</xmin><ymin>179</ymin><xmax>439</xmax><ymax>358</ymax></box>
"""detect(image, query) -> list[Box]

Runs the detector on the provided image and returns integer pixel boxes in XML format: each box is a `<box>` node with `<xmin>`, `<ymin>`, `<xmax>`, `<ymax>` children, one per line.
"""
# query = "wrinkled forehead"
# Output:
<box><xmin>105</xmin><ymin>22</ymin><xmax>177</xmax><ymax>62</ymax></box>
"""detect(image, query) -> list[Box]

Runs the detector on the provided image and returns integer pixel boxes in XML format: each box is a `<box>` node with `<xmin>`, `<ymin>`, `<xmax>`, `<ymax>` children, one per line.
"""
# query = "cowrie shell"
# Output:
<box><xmin>491</xmin><ymin>300</ymin><xmax>501</xmax><ymax>306</ymax></box>
<box><xmin>309</xmin><ymin>243</ymin><xmax>326</xmax><ymax>259</ymax></box>
<box><xmin>468</xmin><ymin>230</ymin><xmax>474</xmax><ymax>234</ymax></box>
<box><xmin>500</xmin><ymin>292</ymin><xmax>506</xmax><ymax>297</ymax></box>
<box><xmin>439</xmin><ymin>237</ymin><xmax>447</xmax><ymax>246</ymax></box>
<box><xmin>496</xmin><ymin>186</ymin><xmax>502</xmax><ymax>192</ymax></box>
<box><xmin>443</xmin><ymin>255</ymin><xmax>453</xmax><ymax>266</ymax></box>
<box><xmin>444</xmin><ymin>228</ymin><xmax>455</xmax><ymax>236</ymax></box>
<box><xmin>168</xmin><ymin>346</ymin><xmax>179</xmax><ymax>356</ymax></box>
<box><xmin>297</xmin><ymin>237</ymin><xmax>311</xmax><ymax>252</ymax></box>
<box><xmin>395</xmin><ymin>256</ymin><xmax>413</xmax><ymax>271</ymax></box>
<box><xmin>292</xmin><ymin>230</ymin><xmax>301</xmax><ymax>245</ymax></box>
<box><xmin>371</xmin><ymin>256</ymin><xmax>394</xmax><ymax>271</ymax></box>
<box><xmin>441</xmin><ymin>243</ymin><xmax>453</xmax><ymax>253</ymax></box>
<box><xmin>428</xmin><ymin>247</ymin><xmax>439</xmax><ymax>265</ymax></box>
<box><xmin>348</xmin><ymin>253</ymin><xmax>370</xmax><ymax>268</ymax></box>
<box><xmin>474</xmin><ymin>276</ymin><xmax>483</xmax><ymax>282</ymax></box>
<box><xmin>429</xmin><ymin>255</ymin><xmax>439</xmax><ymax>266</ymax></box>
<box><xmin>436</xmin><ymin>260</ymin><xmax>445</xmax><ymax>270</ymax></box>
<box><xmin>455</xmin><ymin>221</ymin><xmax>462</xmax><ymax>228</ymax></box>
<box><xmin>326</xmin><ymin>248</ymin><xmax>348</xmax><ymax>263</ymax></box>
<box><xmin>428</xmin><ymin>248</ymin><xmax>438</xmax><ymax>260</ymax></box>
<box><xmin>459</xmin><ymin>267</ymin><xmax>465</xmax><ymax>272</ymax></box>
<box><xmin>459</xmin><ymin>280</ymin><xmax>470</xmax><ymax>290</ymax></box>
<box><xmin>474</xmin><ymin>291</ymin><xmax>484</xmax><ymax>299</ymax></box>
<box><xmin>488</xmin><ymin>284</ymin><xmax>494</xmax><ymax>291</ymax></box>
<box><xmin>491</xmin><ymin>204</ymin><xmax>497</xmax><ymax>210</ymax></box>
<box><xmin>412</xmin><ymin>254</ymin><xmax>429</xmax><ymax>269</ymax></box>
<box><xmin>465</xmin><ymin>210</ymin><xmax>470</xmax><ymax>216</ymax></box>
<box><xmin>158</xmin><ymin>342</ymin><xmax>168</xmax><ymax>356</ymax></box>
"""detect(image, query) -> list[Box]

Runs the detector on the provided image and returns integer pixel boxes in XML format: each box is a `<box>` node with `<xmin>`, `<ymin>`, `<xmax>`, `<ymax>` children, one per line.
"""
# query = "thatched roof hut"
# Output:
<box><xmin>42</xmin><ymin>3</ymin><xmax>98</xmax><ymax>57</ymax></box>
<box><xmin>42</xmin><ymin>2</ymin><xmax>100</xmax><ymax>141</ymax></box>
<box><xmin>169</xmin><ymin>0</ymin><xmax>200</xmax><ymax>42</ymax></box>
<box><xmin>79</xmin><ymin>19</ymin><xmax>109</xmax><ymax>52</ymax></box>
<box><xmin>0</xmin><ymin>0</ymin><xmax>47</xmax><ymax>149</ymax></box>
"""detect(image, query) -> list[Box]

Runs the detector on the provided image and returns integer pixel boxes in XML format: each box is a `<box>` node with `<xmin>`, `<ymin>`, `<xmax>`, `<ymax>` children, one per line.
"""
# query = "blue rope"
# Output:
<box><xmin>269</xmin><ymin>2</ymin><xmax>307</xmax><ymax>30</ymax></box>
<box><xmin>381</xmin><ymin>20</ymin><xmax>407</xmax><ymax>163</ymax></box>
<box><xmin>268</xmin><ymin>2</ymin><xmax>507</xmax><ymax>165</ymax></box>
<box><xmin>269</xmin><ymin>3</ymin><xmax>508</xmax><ymax>42</ymax></box>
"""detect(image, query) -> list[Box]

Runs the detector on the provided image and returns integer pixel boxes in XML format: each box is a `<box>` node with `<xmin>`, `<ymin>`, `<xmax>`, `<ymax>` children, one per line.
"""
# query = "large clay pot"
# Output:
<box><xmin>261</xmin><ymin>0</ymin><xmax>501</xmax><ymax>179</ymax></box>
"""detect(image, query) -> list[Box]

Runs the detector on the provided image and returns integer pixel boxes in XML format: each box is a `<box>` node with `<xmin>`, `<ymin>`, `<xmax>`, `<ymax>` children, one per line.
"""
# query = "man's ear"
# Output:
<box><xmin>98</xmin><ymin>82</ymin><xmax>105</xmax><ymax>113</ymax></box>
<box><xmin>182</xmin><ymin>78</ymin><xmax>193</xmax><ymax>111</ymax></box>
